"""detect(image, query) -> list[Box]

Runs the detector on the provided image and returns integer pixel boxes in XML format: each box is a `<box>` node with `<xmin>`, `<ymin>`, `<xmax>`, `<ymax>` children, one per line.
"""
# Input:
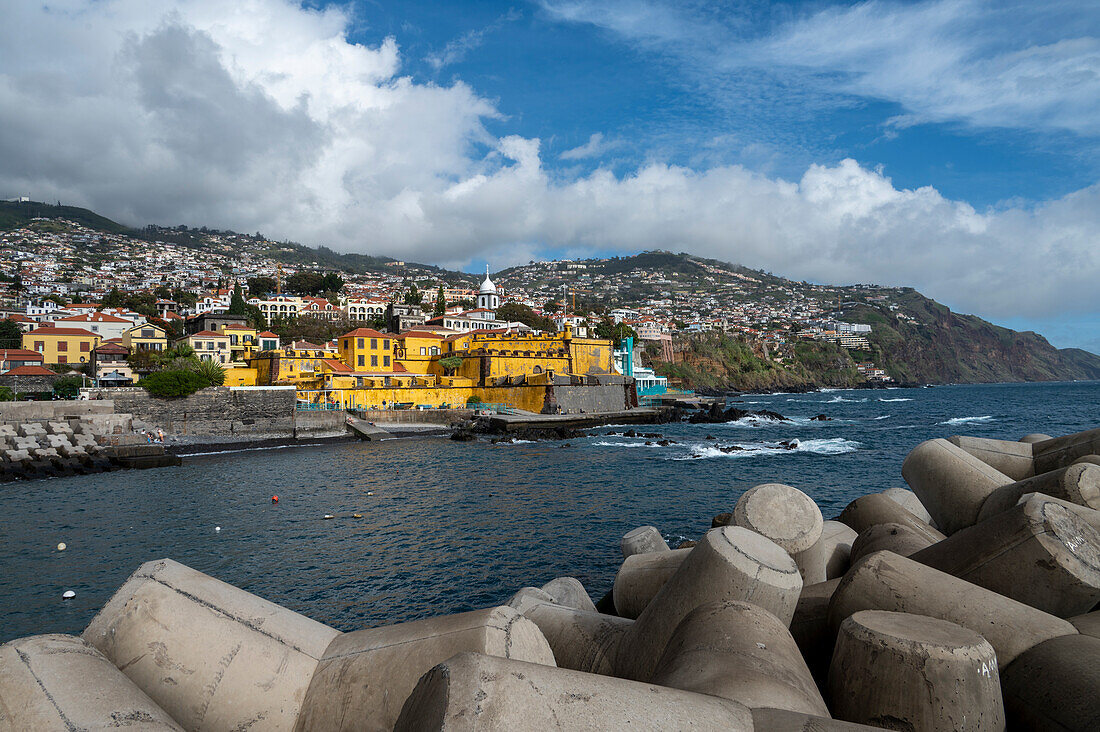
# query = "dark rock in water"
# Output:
<box><xmin>623</xmin><ymin>429</ymin><xmax>638</xmax><ymax>438</ymax></box>
<box><xmin>719</xmin><ymin>445</ymin><xmax>743</xmax><ymax>454</ymax></box>
<box><xmin>656</xmin><ymin>439</ymin><xmax>677</xmax><ymax>446</ymax></box>
<box><xmin>450</xmin><ymin>429</ymin><xmax>477</xmax><ymax>441</ymax></box>
<box><xmin>642</xmin><ymin>432</ymin><xmax>662</xmax><ymax>438</ymax></box>
<box><xmin>645</xmin><ymin>441</ymin><xmax>654</xmax><ymax>446</ymax></box>
<box><xmin>560</xmin><ymin>443</ymin><xmax>571</xmax><ymax>448</ymax></box>
<box><xmin>606</xmin><ymin>430</ymin><xmax>617</xmax><ymax>436</ymax></box>
<box><xmin>705</xmin><ymin>435</ymin><xmax>716</xmax><ymax>440</ymax></box>
<box><xmin>688</xmin><ymin>402</ymin><xmax>790</xmax><ymax>424</ymax></box>
<box><xmin>677</xmin><ymin>540</ymin><xmax>698</xmax><ymax>549</ymax></box>
<box><xmin>712</xmin><ymin>512</ymin><xmax>734</xmax><ymax>528</ymax></box>
<box><xmin>812</xmin><ymin>414</ymin><xmax>830</xmax><ymax>421</ymax></box>
<box><xmin>778</xmin><ymin>439</ymin><xmax>801</xmax><ymax>450</ymax></box>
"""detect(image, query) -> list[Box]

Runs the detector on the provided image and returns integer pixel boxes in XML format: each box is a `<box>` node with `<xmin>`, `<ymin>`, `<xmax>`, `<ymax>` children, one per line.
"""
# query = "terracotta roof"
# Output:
<box><xmin>5</xmin><ymin>314</ymin><xmax>34</xmax><ymax>322</ymax></box>
<box><xmin>2</xmin><ymin>365</ymin><xmax>57</xmax><ymax>376</ymax></box>
<box><xmin>94</xmin><ymin>342</ymin><xmax>129</xmax><ymax>354</ymax></box>
<box><xmin>25</xmin><ymin>327</ymin><xmax>99</xmax><ymax>337</ymax></box>
<box><xmin>257</xmin><ymin>331</ymin><xmax>279</xmax><ymax>338</ymax></box>
<box><xmin>321</xmin><ymin>358</ymin><xmax>353</xmax><ymax>373</ymax></box>
<box><xmin>339</xmin><ymin>328</ymin><xmax>388</xmax><ymax>339</ymax></box>
<box><xmin>56</xmin><ymin>313</ymin><xmax>131</xmax><ymax>323</ymax></box>
<box><xmin>222</xmin><ymin>324</ymin><xmax>253</xmax><ymax>330</ymax></box>
<box><xmin>292</xmin><ymin>340</ymin><xmax>325</xmax><ymax>350</ymax></box>
<box><xmin>188</xmin><ymin>330</ymin><xmax>225</xmax><ymax>338</ymax></box>
<box><xmin>398</xmin><ymin>330</ymin><xmax>445</xmax><ymax>340</ymax></box>
<box><xmin>0</xmin><ymin>349</ymin><xmax>43</xmax><ymax>361</ymax></box>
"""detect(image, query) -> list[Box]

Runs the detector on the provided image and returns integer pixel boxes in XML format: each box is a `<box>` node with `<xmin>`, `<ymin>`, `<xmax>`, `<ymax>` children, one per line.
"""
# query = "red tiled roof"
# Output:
<box><xmin>57</xmin><ymin>313</ymin><xmax>132</xmax><ymax>323</ymax></box>
<box><xmin>0</xmin><ymin>349</ymin><xmax>43</xmax><ymax>361</ymax></box>
<box><xmin>25</xmin><ymin>327</ymin><xmax>99</xmax><ymax>337</ymax></box>
<box><xmin>5</xmin><ymin>314</ymin><xmax>34</xmax><ymax>322</ymax></box>
<box><xmin>339</xmin><ymin>328</ymin><xmax>388</xmax><ymax>339</ymax></box>
<box><xmin>2</xmin><ymin>365</ymin><xmax>57</xmax><ymax>376</ymax></box>
<box><xmin>94</xmin><ymin>342</ymin><xmax>129</xmax><ymax>354</ymax></box>
<box><xmin>321</xmin><ymin>358</ymin><xmax>353</xmax><ymax>373</ymax></box>
<box><xmin>257</xmin><ymin>331</ymin><xmax>279</xmax><ymax>338</ymax></box>
<box><xmin>398</xmin><ymin>330</ymin><xmax>445</xmax><ymax>339</ymax></box>
<box><xmin>188</xmin><ymin>330</ymin><xmax>224</xmax><ymax>338</ymax></box>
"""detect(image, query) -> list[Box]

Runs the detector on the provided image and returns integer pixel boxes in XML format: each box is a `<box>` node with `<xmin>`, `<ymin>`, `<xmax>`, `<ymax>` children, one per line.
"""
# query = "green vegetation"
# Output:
<box><xmin>193</xmin><ymin>359</ymin><xmax>226</xmax><ymax>386</ymax></box>
<box><xmin>439</xmin><ymin>356</ymin><xmax>463</xmax><ymax>375</ymax></box>
<box><xmin>140</xmin><ymin>370</ymin><xmax>211</xmax><ymax>398</ymax></box>
<box><xmin>0</xmin><ymin>320</ymin><xmax>22</xmax><ymax>349</ymax></box>
<box><xmin>495</xmin><ymin>302</ymin><xmax>556</xmax><ymax>332</ymax></box>
<box><xmin>51</xmin><ymin>375</ymin><xmax>84</xmax><ymax>399</ymax></box>
<box><xmin>466</xmin><ymin>395</ymin><xmax>483</xmax><ymax>406</ymax></box>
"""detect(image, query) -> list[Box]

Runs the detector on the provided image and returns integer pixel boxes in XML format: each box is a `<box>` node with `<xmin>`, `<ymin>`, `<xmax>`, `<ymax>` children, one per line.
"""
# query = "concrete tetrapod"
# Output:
<box><xmin>976</xmin><ymin>463</ymin><xmax>1100</xmax><ymax>523</ymax></box>
<box><xmin>820</xmin><ymin>520</ymin><xmax>858</xmax><ymax>580</ymax></box>
<box><xmin>910</xmin><ymin>494</ymin><xmax>1100</xmax><ymax>617</ymax></box>
<box><xmin>733</xmin><ymin>482</ymin><xmax>824</xmax><ymax>557</ymax></box>
<box><xmin>651</xmin><ymin>600</ymin><xmax>830</xmax><ymax>717</ymax></box>
<box><xmin>848</xmin><ymin>522</ymin><xmax>934</xmax><ymax>565</ymax></box>
<box><xmin>790</xmin><ymin>578</ymin><xmax>842</xmax><ymax>689</ymax></box>
<box><xmin>1000</xmin><ymin>634</ymin><xmax>1100</xmax><ymax>731</ymax></box>
<box><xmin>828</xmin><ymin>551</ymin><xmax>1078</xmax><ymax>670</ymax></box>
<box><xmin>1074</xmin><ymin>453</ymin><xmax>1100</xmax><ymax>467</ymax></box>
<box><xmin>1032</xmin><ymin>427</ymin><xmax>1100</xmax><ymax>473</ymax></box>
<box><xmin>902</xmin><ymin>438</ymin><xmax>1014</xmax><ymax>534</ymax></box>
<box><xmin>1070</xmin><ymin>609</ymin><xmax>1100</xmax><ymax>638</ymax></box>
<box><xmin>0</xmin><ymin>634</ymin><xmax>184</xmax><ymax>731</ymax></box>
<box><xmin>393</xmin><ymin>652</ymin><xmax>754</xmax><ymax>731</ymax></box>
<box><xmin>879</xmin><ymin>486</ymin><xmax>936</xmax><ymax>525</ymax></box>
<box><xmin>618</xmin><ymin>526</ymin><xmax>803</xmax><ymax>682</ymax></box>
<box><xmin>829</xmin><ymin>611</ymin><xmax>1004</xmax><ymax>731</ymax></box>
<box><xmin>1013</xmin><ymin>492</ymin><xmax>1100</xmax><ymax>534</ymax></box>
<box><xmin>837</xmin><ymin>493</ymin><xmax>946</xmax><ymax>545</ymax></box>
<box><xmin>294</xmin><ymin>606</ymin><xmax>554</xmax><ymax>732</ymax></box>
<box><xmin>522</xmin><ymin>601</ymin><xmax>632</xmax><ymax>675</ymax></box>
<box><xmin>540</xmin><ymin>576</ymin><xmax>597</xmax><ymax>612</ymax></box>
<box><xmin>1019</xmin><ymin>433</ymin><xmax>1054</xmax><ymax>444</ymax></box>
<box><xmin>751</xmin><ymin>707</ymin><xmax>885</xmax><ymax>730</ymax></box>
<box><xmin>612</xmin><ymin>547</ymin><xmax>690</xmax><ymax>618</ymax></box>
<box><xmin>948</xmin><ymin>434</ymin><xmax>1036</xmax><ymax>481</ymax></box>
<box><xmin>619</xmin><ymin>525</ymin><xmax>669</xmax><ymax>558</ymax></box>
<box><xmin>82</xmin><ymin>558</ymin><xmax>340</xmax><ymax>732</ymax></box>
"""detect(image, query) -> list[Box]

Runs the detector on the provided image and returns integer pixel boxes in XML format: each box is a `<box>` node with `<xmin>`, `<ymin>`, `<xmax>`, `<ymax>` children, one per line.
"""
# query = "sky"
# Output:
<box><xmin>2</xmin><ymin>0</ymin><xmax>1099</xmax><ymax>352</ymax></box>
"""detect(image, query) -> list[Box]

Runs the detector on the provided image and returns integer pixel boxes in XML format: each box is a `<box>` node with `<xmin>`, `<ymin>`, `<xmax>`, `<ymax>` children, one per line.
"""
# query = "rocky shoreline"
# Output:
<box><xmin>4</xmin><ymin>426</ymin><xmax>1100</xmax><ymax>729</ymax></box>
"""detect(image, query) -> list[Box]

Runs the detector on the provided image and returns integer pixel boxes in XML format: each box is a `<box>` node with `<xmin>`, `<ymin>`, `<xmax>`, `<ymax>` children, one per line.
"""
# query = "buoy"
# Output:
<box><xmin>272</xmin><ymin>495</ymin><xmax>279</xmax><ymax>503</ymax></box>
<box><xmin>323</xmin><ymin>514</ymin><xmax>335</xmax><ymax>520</ymax></box>
<box><xmin>57</xmin><ymin>542</ymin><xmax>66</xmax><ymax>551</ymax></box>
<box><xmin>62</xmin><ymin>590</ymin><xmax>75</xmax><ymax>600</ymax></box>
<box><xmin>367</xmin><ymin>491</ymin><xmax>375</xmax><ymax>496</ymax></box>
<box><xmin>353</xmin><ymin>513</ymin><xmax>362</xmax><ymax>518</ymax></box>
<box><xmin>215</xmin><ymin>526</ymin><xmax>221</xmax><ymax>532</ymax></box>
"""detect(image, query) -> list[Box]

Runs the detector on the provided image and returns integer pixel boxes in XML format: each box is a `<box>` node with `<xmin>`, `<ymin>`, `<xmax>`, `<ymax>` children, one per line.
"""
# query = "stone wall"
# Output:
<box><xmin>83</xmin><ymin>386</ymin><xmax>297</xmax><ymax>438</ymax></box>
<box><xmin>547</xmin><ymin>376</ymin><xmax>636</xmax><ymax>415</ymax></box>
<box><xmin>0</xmin><ymin>401</ymin><xmax>115</xmax><ymax>422</ymax></box>
<box><xmin>293</xmin><ymin>410</ymin><xmax>348</xmax><ymax>439</ymax></box>
<box><xmin>350</xmin><ymin>408</ymin><xmax>474</xmax><ymax>425</ymax></box>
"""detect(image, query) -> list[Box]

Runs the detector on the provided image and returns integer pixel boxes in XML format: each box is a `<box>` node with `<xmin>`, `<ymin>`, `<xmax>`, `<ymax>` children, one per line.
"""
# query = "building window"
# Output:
<box><xmin>383</xmin><ymin>340</ymin><xmax>390</xmax><ymax>350</ymax></box>
<box><xmin>358</xmin><ymin>355</ymin><xmax>364</xmax><ymax>367</ymax></box>
<box><xmin>58</xmin><ymin>355</ymin><xmax>67</xmax><ymax>363</ymax></box>
<box><xmin>420</xmin><ymin>347</ymin><xmax>426</xmax><ymax>355</ymax></box>
<box><xmin>80</xmin><ymin>342</ymin><xmax>90</xmax><ymax>352</ymax></box>
<box><xmin>383</xmin><ymin>356</ymin><xmax>390</xmax><ymax>367</ymax></box>
<box><xmin>142</xmin><ymin>328</ymin><xmax>154</xmax><ymax>338</ymax></box>
<box><xmin>34</xmin><ymin>342</ymin><xmax>44</xmax><ymax>352</ymax></box>
<box><xmin>357</xmin><ymin>338</ymin><xmax>364</xmax><ymax>349</ymax></box>
<box><xmin>371</xmin><ymin>338</ymin><xmax>377</xmax><ymax>349</ymax></box>
<box><xmin>58</xmin><ymin>341</ymin><xmax>68</xmax><ymax>351</ymax></box>
<box><xmin>371</xmin><ymin>355</ymin><xmax>378</xmax><ymax>367</ymax></box>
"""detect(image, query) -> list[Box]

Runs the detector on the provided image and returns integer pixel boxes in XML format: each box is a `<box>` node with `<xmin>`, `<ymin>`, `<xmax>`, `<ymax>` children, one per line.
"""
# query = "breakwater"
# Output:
<box><xmin>4</xmin><ymin>419</ymin><xmax>1100</xmax><ymax>729</ymax></box>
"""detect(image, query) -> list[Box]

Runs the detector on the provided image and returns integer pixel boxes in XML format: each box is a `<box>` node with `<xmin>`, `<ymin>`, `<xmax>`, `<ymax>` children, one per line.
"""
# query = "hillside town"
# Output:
<box><xmin>0</xmin><ymin>213</ymin><xmax>902</xmax><ymax>398</ymax></box>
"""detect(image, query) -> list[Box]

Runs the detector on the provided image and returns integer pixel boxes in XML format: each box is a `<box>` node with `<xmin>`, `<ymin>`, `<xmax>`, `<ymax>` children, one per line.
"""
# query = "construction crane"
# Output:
<box><xmin>276</xmin><ymin>263</ymin><xmax>284</xmax><ymax>295</ymax></box>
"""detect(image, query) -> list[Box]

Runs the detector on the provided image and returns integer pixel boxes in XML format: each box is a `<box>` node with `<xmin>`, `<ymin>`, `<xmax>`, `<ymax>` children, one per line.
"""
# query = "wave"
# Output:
<box><xmin>939</xmin><ymin>415</ymin><xmax>994</xmax><ymax>426</ymax></box>
<box><xmin>827</xmin><ymin>395</ymin><xmax>868</xmax><ymax>403</ymax></box>
<box><xmin>724</xmin><ymin>415</ymin><xmax>825</xmax><ymax>428</ymax></box>
<box><xmin>671</xmin><ymin>438</ymin><xmax>861</xmax><ymax>460</ymax></box>
<box><xmin>592</xmin><ymin>440</ymin><xmax>661</xmax><ymax>448</ymax></box>
<box><xmin>878</xmin><ymin>397</ymin><xmax>912</xmax><ymax>402</ymax></box>
<box><xmin>182</xmin><ymin>443</ymin><xmax>330</xmax><ymax>457</ymax></box>
<box><xmin>872</xmin><ymin>415</ymin><xmax>891</xmax><ymax>420</ymax></box>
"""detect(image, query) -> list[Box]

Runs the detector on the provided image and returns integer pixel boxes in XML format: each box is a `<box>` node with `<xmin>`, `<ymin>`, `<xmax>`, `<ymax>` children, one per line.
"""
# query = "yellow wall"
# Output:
<box><xmin>339</xmin><ymin>331</ymin><xmax>394</xmax><ymax>372</ymax></box>
<box><xmin>297</xmin><ymin>383</ymin><xmax>550</xmax><ymax>412</ymax></box>
<box><xmin>122</xmin><ymin>324</ymin><xmax>168</xmax><ymax>354</ymax></box>
<box><xmin>24</xmin><ymin>330</ymin><xmax>101</xmax><ymax>365</ymax></box>
<box><xmin>223</xmin><ymin>366</ymin><xmax>258</xmax><ymax>386</ymax></box>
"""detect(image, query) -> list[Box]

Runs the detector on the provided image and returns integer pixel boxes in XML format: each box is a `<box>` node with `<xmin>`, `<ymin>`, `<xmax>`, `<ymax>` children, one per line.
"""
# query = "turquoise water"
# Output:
<box><xmin>1</xmin><ymin>381</ymin><xmax>1097</xmax><ymax>642</ymax></box>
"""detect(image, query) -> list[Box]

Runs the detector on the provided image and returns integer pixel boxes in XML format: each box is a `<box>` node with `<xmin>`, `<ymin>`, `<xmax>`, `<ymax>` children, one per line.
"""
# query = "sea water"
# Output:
<box><xmin>1</xmin><ymin>380</ymin><xmax>1097</xmax><ymax>642</ymax></box>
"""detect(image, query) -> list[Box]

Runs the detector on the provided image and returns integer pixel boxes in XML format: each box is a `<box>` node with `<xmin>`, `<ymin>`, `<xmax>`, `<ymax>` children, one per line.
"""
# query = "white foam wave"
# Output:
<box><xmin>592</xmin><ymin>440</ymin><xmax>661</xmax><ymax>448</ymax></box>
<box><xmin>872</xmin><ymin>415</ymin><xmax>891</xmax><ymax>420</ymax></box>
<box><xmin>879</xmin><ymin>397</ymin><xmax>913</xmax><ymax>402</ymax></box>
<box><xmin>827</xmin><ymin>395</ymin><xmax>868</xmax><ymax>403</ymax></box>
<box><xmin>671</xmin><ymin>438</ymin><xmax>860</xmax><ymax>460</ymax></box>
<box><xmin>939</xmin><ymin>415</ymin><xmax>994</xmax><ymax>426</ymax></box>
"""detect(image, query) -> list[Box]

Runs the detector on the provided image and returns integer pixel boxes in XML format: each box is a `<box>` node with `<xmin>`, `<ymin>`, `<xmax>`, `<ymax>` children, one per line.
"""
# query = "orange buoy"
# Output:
<box><xmin>272</xmin><ymin>495</ymin><xmax>279</xmax><ymax>503</ymax></box>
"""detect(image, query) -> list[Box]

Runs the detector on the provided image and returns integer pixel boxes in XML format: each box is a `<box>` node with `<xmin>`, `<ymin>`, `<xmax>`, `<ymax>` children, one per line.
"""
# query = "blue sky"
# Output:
<box><xmin>4</xmin><ymin>0</ymin><xmax>1099</xmax><ymax>352</ymax></box>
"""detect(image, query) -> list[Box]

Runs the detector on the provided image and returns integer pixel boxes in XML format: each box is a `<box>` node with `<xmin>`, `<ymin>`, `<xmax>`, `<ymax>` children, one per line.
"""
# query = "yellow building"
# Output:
<box><xmin>393</xmin><ymin>331</ymin><xmax>446</xmax><ymax>374</ymax></box>
<box><xmin>121</xmin><ymin>323</ymin><xmax>168</xmax><ymax>355</ymax></box>
<box><xmin>220</xmin><ymin>324</ymin><xmax>258</xmax><ymax>360</ymax></box>
<box><xmin>339</xmin><ymin>328</ymin><xmax>394</xmax><ymax>372</ymax></box>
<box><xmin>180</xmin><ymin>330</ymin><xmax>231</xmax><ymax>364</ymax></box>
<box><xmin>23</xmin><ymin>326</ymin><xmax>101</xmax><ymax>366</ymax></box>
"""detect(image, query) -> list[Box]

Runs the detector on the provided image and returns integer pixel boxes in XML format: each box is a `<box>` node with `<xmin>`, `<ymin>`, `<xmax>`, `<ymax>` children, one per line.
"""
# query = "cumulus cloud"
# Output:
<box><xmin>560</xmin><ymin>133</ymin><xmax>622</xmax><ymax>160</ymax></box>
<box><xmin>1</xmin><ymin>0</ymin><xmax>1099</xmax><ymax>326</ymax></box>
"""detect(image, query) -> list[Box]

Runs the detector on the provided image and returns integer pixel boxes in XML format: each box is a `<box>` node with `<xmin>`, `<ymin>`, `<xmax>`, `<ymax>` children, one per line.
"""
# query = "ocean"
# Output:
<box><xmin>1</xmin><ymin>380</ymin><xmax>1097</xmax><ymax>642</ymax></box>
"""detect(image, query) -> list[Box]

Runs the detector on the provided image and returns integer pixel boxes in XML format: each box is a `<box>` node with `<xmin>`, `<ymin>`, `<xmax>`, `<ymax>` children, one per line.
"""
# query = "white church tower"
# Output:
<box><xmin>477</xmin><ymin>265</ymin><xmax>499</xmax><ymax>312</ymax></box>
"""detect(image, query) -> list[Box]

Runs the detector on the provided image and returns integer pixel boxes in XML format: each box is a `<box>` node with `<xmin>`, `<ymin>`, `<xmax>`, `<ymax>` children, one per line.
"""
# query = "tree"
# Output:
<box><xmin>140</xmin><ymin>370</ymin><xmax>209</xmax><ymax>398</ymax></box>
<box><xmin>594</xmin><ymin>317</ymin><xmax>637</xmax><ymax>347</ymax></box>
<box><xmin>404</xmin><ymin>283</ymin><xmax>422</xmax><ymax>306</ymax></box>
<box><xmin>0</xmin><ymin>319</ymin><xmax>22</xmax><ymax>348</ymax></box>
<box><xmin>439</xmin><ymin>356</ymin><xmax>463</xmax><ymax>376</ymax></box>
<box><xmin>52</xmin><ymin>375</ymin><xmax>84</xmax><ymax>399</ymax></box>
<box><xmin>433</xmin><ymin>285</ymin><xmax>446</xmax><ymax>317</ymax></box>
<box><xmin>228</xmin><ymin>282</ymin><xmax>248</xmax><ymax>315</ymax></box>
<box><xmin>193</xmin><ymin>359</ymin><xmax>226</xmax><ymax>386</ymax></box>
<box><xmin>247</xmin><ymin>276</ymin><xmax>276</xmax><ymax>297</ymax></box>
<box><xmin>495</xmin><ymin>303</ymin><xmax>555</xmax><ymax>332</ymax></box>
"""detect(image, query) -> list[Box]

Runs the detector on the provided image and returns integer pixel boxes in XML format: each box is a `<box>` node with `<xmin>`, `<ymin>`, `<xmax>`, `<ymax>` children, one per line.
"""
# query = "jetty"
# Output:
<box><xmin>484</xmin><ymin>406</ymin><xmax>668</xmax><ymax>433</ymax></box>
<box><xmin>4</xmin><ymin>426</ymin><xmax>1100</xmax><ymax>729</ymax></box>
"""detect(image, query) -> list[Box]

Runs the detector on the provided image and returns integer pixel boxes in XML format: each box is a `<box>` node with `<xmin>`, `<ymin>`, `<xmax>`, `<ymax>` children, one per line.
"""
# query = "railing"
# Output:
<box><xmin>469</xmin><ymin>402</ymin><xmax>519</xmax><ymax>415</ymax></box>
<box><xmin>296</xmin><ymin>401</ymin><xmax>344</xmax><ymax>411</ymax></box>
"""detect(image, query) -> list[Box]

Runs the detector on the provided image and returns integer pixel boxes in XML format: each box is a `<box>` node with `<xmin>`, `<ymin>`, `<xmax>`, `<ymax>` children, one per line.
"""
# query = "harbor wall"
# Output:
<box><xmin>293</xmin><ymin>410</ymin><xmax>349</xmax><ymax>439</ymax></box>
<box><xmin>0</xmin><ymin>401</ymin><xmax>116</xmax><ymax>422</ymax></box>
<box><xmin>83</xmin><ymin>386</ymin><xmax>297</xmax><ymax>438</ymax></box>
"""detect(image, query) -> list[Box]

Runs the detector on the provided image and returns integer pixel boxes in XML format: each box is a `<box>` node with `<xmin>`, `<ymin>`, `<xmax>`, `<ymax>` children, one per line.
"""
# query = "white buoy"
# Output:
<box><xmin>56</xmin><ymin>542</ymin><xmax>66</xmax><ymax>551</ymax></box>
<box><xmin>62</xmin><ymin>590</ymin><xmax>75</xmax><ymax>599</ymax></box>
<box><xmin>367</xmin><ymin>491</ymin><xmax>375</xmax><ymax>496</ymax></box>
<box><xmin>215</xmin><ymin>526</ymin><xmax>221</xmax><ymax>532</ymax></box>
<box><xmin>323</xmin><ymin>514</ymin><xmax>335</xmax><ymax>520</ymax></box>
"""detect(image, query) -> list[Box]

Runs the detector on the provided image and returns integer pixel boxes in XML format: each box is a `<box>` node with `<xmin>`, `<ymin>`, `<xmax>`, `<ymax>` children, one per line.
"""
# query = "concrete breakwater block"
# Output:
<box><xmin>1033</xmin><ymin>427</ymin><xmax>1100</xmax><ymax>474</ymax></box>
<box><xmin>829</xmin><ymin>610</ymin><xmax>1004</xmax><ymax>731</ymax></box>
<box><xmin>619</xmin><ymin>525</ymin><xmax>670</xmax><ymax>557</ymax></box>
<box><xmin>651</xmin><ymin>600</ymin><xmax>829</xmax><ymax>717</ymax></box>
<box><xmin>1020</xmin><ymin>433</ymin><xmax>1054</xmax><ymax>444</ymax></box>
<box><xmin>522</xmin><ymin>601</ymin><xmax>632</xmax><ymax>675</ymax></box>
<box><xmin>977</xmin><ymin>463</ymin><xmax>1100</xmax><ymax>522</ymax></box>
<box><xmin>0</xmin><ymin>633</ymin><xmax>184</xmax><ymax>731</ymax></box>
<box><xmin>83</xmin><ymin>558</ymin><xmax>341</xmax><ymax>731</ymax></box>
<box><xmin>848</xmin><ymin>522</ymin><xmax>934</xmax><ymax>565</ymax></box>
<box><xmin>733</xmin><ymin>484</ymin><xmax>824</xmax><ymax>584</ymax></box>
<box><xmin>296</xmin><ymin>606</ymin><xmax>554</xmax><ymax>732</ymax></box>
<box><xmin>829</xmin><ymin>551</ymin><xmax>1077</xmax><ymax>670</ymax></box>
<box><xmin>820</xmin><ymin>520</ymin><xmax>858</xmax><ymax>580</ymax></box>
<box><xmin>540</xmin><ymin>576</ymin><xmax>596</xmax><ymax>612</ymax></box>
<box><xmin>612</xmin><ymin>547</ymin><xmax>690</xmax><ymax>619</ymax></box>
<box><xmin>948</xmin><ymin>434</ymin><xmax>1036</xmax><ymax>481</ymax></box>
<box><xmin>1000</xmin><ymin>634</ymin><xmax>1100</xmax><ymax>731</ymax></box>
<box><xmin>879</xmin><ymin>486</ymin><xmax>936</xmax><ymax>525</ymax></box>
<box><xmin>790</xmin><ymin>578</ymin><xmax>842</xmax><ymax>689</ymax></box>
<box><xmin>619</xmin><ymin>526</ymin><xmax>802</xmax><ymax>681</ymax></box>
<box><xmin>751</xmin><ymin>707</ymin><xmax>884</xmax><ymax>730</ymax></box>
<box><xmin>837</xmin><ymin>493</ymin><xmax>946</xmax><ymax>544</ymax></box>
<box><xmin>902</xmin><ymin>438</ymin><xmax>1014</xmax><ymax>534</ymax></box>
<box><xmin>911</xmin><ymin>494</ymin><xmax>1100</xmax><ymax>617</ymax></box>
<box><xmin>17</xmin><ymin>423</ymin><xmax>46</xmax><ymax>438</ymax></box>
<box><xmin>394</xmin><ymin>652</ymin><xmax>755</xmax><ymax>732</ymax></box>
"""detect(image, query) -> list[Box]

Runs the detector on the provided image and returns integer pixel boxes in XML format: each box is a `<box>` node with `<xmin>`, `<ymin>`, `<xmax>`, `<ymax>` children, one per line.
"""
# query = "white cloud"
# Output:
<box><xmin>2</xmin><ymin>0</ymin><xmax>1099</xmax><ymax>327</ymax></box>
<box><xmin>426</xmin><ymin>8</ymin><xmax>523</xmax><ymax>70</ymax></box>
<box><xmin>560</xmin><ymin>133</ymin><xmax>621</xmax><ymax>160</ymax></box>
